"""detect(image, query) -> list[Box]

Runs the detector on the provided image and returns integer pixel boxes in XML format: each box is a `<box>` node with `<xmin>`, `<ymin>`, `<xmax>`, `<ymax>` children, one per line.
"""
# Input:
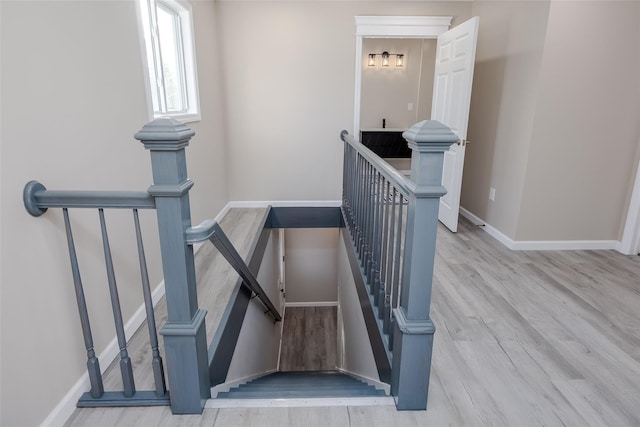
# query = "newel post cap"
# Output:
<box><xmin>403</xmin><ymin>120</ymin><xmax>459</xmax><ymax>151</ymax></box>
<box><xmin>135</xmin><ymin>118</ymin><xmax>195</xmax><ymax>150</ymax></box>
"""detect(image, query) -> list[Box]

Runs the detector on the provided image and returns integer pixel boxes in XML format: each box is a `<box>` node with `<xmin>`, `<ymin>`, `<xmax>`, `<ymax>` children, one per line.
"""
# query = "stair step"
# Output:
<box><xmin>218</xmin><ymin>388</ymin><xmax>386</xmax><ymax>399</ymax></box>
<box><xmin>237</xmin><ymin>383</ymin><xmax>371</xmax><ymax>391</ymax></box>
<box><xmin>217</xmin><ymin>371</ymin><xmax>386</xmax><ymax>400</ymax></box>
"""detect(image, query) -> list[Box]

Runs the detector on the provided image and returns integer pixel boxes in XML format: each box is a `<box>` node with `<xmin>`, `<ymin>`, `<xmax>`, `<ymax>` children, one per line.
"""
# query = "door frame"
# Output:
<box><xmin>620</xmin><ymin>160</ymin><xmax>640</xmax><ymax>255</ymax></box>
<box><xmin>353</xmin><ymin>16</ymin><xmax>453</xmax><ymax>137</ymax></box>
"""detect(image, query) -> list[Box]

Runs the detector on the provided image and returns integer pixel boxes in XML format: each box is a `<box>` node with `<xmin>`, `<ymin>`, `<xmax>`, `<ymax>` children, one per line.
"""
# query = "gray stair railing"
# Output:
<box><xmin>185</xmin><ymin>219</ymin><xmax>282</xmax><ymax>322</ymax></box>
<box><xmin>340</xmin><ymin>120</ymin><xmax>458</xmax><ymax>410</ymax></box>
<box><xmin>22</xmin><ymin>183</ymin><xmax>168</xmax><ymax>407</ymax></box>
<box><xmin>23</xmin><ymin>118</ymin><xmax>212</xmax><ymax>414</ymax></box>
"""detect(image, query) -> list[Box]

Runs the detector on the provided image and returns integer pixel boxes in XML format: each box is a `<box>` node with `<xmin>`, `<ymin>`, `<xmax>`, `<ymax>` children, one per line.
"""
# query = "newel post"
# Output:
<box><xmin>135</xmin><ymin>118</ymin><xmax>210</xmax><ymax>414</ymax></box>
<box><xmin>391</xmin><ymin>120</ymin><xmax>458</xmax><ymax>410</ymax></box>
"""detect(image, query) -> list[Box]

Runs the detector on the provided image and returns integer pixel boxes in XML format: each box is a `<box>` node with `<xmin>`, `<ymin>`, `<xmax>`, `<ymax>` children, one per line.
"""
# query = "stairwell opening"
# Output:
<box><xmin>211</xmin><ymin>215</ymin><xmax>389</xmax><ymax>401</ymax></box>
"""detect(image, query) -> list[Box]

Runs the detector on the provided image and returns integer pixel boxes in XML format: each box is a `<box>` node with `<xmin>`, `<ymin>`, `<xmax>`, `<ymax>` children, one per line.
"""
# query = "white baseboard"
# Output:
<box><xmin>210</xmin><ymin>369</ymin><xmax>276</xmax><ymax>397</ymax></box>
<box><xmin>459</xmin><ymin>207</ymin><xmax>620</xmax><ymax>251</ymax></box>
<box><xmin>41</xmin><ymin>280</ymin><xmax>167</xmax><ymax>427</ymax></box>
<box><xmin>229</xmin><ymin>200</ymin><xmax>342</xmax><ymax>208</ymax></box>
<box><xmin>459</xmin><ymin>207</ymin><xmax>516</xmax><ymax>249</ymax></box>
<box><xmin>285</xmin><ymin>301</ymin><xmax>338</xmax><ymax>308</ymax></box>
<box><xmin>335</xmin><ymin>368</ymin><xmax>390</xmax><ymax>394</ymax></box>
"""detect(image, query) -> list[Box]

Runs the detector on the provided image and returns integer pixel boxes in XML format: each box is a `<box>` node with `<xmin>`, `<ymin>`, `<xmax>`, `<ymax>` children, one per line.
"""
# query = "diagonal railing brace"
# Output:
<box><xmin>186</xmin><ymin>220</ymin><xmax>282</xmax><ymax>322</ymax></box>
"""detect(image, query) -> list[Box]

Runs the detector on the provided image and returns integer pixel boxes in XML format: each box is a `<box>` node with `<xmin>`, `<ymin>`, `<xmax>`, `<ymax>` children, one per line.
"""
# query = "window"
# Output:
<box><xmin>138</xmin><ymin>0</ymin><xmax>200</xmax><ymax>122</ymax></box>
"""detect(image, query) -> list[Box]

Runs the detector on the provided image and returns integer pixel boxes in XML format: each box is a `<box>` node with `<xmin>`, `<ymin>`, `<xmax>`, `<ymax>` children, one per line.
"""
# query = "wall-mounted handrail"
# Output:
<box><xmin>24</xmin><ymin>182</ymin><xmax>169</xmax><ymax>407</ymax></box>
<box><xmin>23</xmin><ymin>181</ymin><xmax>155</xmax><ymax>216</ymax></box>
<box><xmin>186</xmin><ymin>220</ymin><xmax>282</xmax><ymax>322</ymax></box>
<box><xmin>23</xmin><ymin>118</ymin><xmax>213</xmax><ymax>414</ymax></box>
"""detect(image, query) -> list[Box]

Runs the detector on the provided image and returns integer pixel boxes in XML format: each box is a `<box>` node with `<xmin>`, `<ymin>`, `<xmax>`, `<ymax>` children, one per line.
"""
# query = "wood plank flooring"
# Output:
<box><xmin>66</xmin><ymin>216</ymin><xmax>640</xmax><ymax>427</ymax></box>
<box><xmin>278</xmin><ymin>306</ymin><xmax>337</xmax><ymax>372</ymax></box>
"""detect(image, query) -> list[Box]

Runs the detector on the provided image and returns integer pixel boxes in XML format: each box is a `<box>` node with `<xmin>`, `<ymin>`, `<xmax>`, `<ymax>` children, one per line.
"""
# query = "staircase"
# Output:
<box><xmin>216</xmin><ymin>371</ymin><xmax>386</xmax><ymax>399</ymax></box>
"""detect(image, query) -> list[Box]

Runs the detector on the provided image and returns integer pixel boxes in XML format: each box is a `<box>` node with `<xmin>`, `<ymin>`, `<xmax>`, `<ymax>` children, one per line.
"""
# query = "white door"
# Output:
<box><xmin>431</xmin><ymin>17</ymin><xmax>479</xmax><ymax>232</ymax></box>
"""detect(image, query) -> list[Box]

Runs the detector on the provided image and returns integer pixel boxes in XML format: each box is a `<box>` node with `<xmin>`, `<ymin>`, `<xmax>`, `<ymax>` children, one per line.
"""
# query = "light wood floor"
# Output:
<box><xmin>279</xmin><ymin>306</ymin><xmax>337</xmax><ymax>372</ymax></box>
<box><xmin>66</xmin><ymin>217</ymin><xmax>640</xmax><ymax>427</ymax></box>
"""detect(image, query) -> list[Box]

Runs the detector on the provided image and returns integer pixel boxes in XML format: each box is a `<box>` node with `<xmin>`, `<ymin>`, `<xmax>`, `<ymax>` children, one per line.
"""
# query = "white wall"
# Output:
<box><xmin>215</xmin><ymin>1</ymin><xmax>473</xmax><ymax>201</ymax></box>
<box><xmin>0</xmin><ymin>1</ymin><xmax>228</xmax><ymax>425</ymax></box>
<box><xmin>462</xmin><ymin>1</ymin><xmax>640</xmax><ymax>243</ymax></box>
<box><xmin>336</xmin><ymin>230</ymin><xmax>380</xmax><ymax>382</ymax></box>
<box><xmin>360</xmin><ymin>39</ymin><xmax>425</xmax><ymax>130</ymax></box>
<box><xmin>284</xmin><ymin>228</ymin><xmax>339</xmax><ymax>304</ymax></box>
<box><xmin>462</xmin><ymin>0</ymin><xmax>551</xmax><ymax>239</ymax></box>
<box><xmin>516</xmin><ymin>0</ymin><xmax>640</xmax><ymax>241</ymax></box>
<box><xmin>225</xmin><ymin>230</ymin><xmax>281</xmax><ymax>383</ymax></box>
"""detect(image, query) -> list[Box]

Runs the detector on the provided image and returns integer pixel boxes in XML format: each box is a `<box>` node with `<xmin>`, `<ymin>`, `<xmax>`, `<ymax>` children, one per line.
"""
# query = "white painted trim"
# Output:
<box><xmin>355</xmin><ymin>16</ymin><xmax>452</xmax><ymax>38</ymax></box>
<box><xmin>229</xmin><ymin>200</ymin><xmax>342</xmax><ymax>208</ymax></box>
<box><xmin>512</xmin><ymin>240</ymin><xmax>619</xmax><ymax>251</ymax></box>
<box><xmin>40</xmin><ymin>280</ymin><xmax>167</xmax><ymax>427</ymax></box>
<box><xmin>459</xmin><ymin>207</ymin><xmax>619</xmax><ymax>251</ymax></box>
<box><xmin>619</xmin><ymin>161</ymin><xmax>640</xmax><ymax>255</ymax></box>
<box><xmin>459</xmin><ymin>207</ymin><xmax>515</xmax><ymax>250</ymax></box>
<box><xmin>285</xmin><ymin>301</ymin><xmax>338</xmax><ymax>308</ymax></box>
<box><xmin>353</xmin><ymin>16</ymin><xmax>452</xmax><ymax>136</ymax></box>
<box><xmin>205</xmin><ymin>396</ymin><xmax>395</xmax><ymax>409</ymax></box>
<box><xmin>210</xmin><ymin>369</ymin><xmax>276</xmax><ymax>397</ymax></box>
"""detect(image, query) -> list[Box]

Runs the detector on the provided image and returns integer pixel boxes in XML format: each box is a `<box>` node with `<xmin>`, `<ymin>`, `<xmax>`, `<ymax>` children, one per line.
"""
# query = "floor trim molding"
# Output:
<box><xmin>459</xmin><ymin>207</ymin><xmax>619</xmax><ymax>251</ymax></box>
<box><xmin>285</xmin><ymin>301</ymin><xmax>339</xmax><ymax>308</ymax></box>
<box><xmin>210</xmin><ymin>370</ymin><xmax>276</xmax><ymax>397</ymax></box>
<box><xmin>230</xmin><ymin>200</ymin><xmax>342</xmax><ymax>208</ymax></box>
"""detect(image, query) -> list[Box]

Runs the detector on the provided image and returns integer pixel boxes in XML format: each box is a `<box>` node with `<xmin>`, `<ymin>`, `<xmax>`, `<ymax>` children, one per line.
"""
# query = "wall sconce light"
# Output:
<box><xmin>367</xmin><ymin>51</ymin><xmax>404</xmax><ymax>68</ymax></box>
<box><xmin>381</xmin><ymin>51</ymin><xmax>390</xmax><ymax>67</ymax></box>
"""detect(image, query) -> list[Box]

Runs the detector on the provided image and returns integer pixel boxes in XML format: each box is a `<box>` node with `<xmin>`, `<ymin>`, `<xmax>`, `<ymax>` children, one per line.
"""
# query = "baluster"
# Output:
<box><xmin>372</xmin><ymin>170</ymin><xmax>382</xmax><ymax>306</ymax></box>
<box><xmin>363</xmin><ymin>159</ymin><xmax>370</xmax><ymax>262</ymax></box>
<box><xmin>365</xmin><ymin>162</ymin><xmax>375</xmax><ymax>285</ymax></box>
<box><xmin>378</xmin><ymin>178</ymin><xmax>389</xmax><ymax>319</ymax></box>
<box><xmin>366</xmin><ymin>162</ymin><xmax>374</xmax><ymax>285</ymax></box>
<box><xmin>132</xmin><ymin>209</ymin><xmax>166</xmax><ymax>397</ymax></box>
<box><xmin>62</xmin><ymin>209</ymin><xmax>104</xmax><ymax>398</ymax></box>
<box><xmin>357</xmin><ymin>155</ymin><xmax>366</xmax><ymax>257</ymax></box>
<box><xmin>98</xmin><ymin>208</ymin><xmax>136</xmax><ymax>397</ymax></box>
<box><xmin>352</xmin><ymin>151</ymin><xmax>358</xmax><ymax>241</ymax></box>
<box><xmin>382</xmin><ymin>186</ymin><xmax>396</xmax><ymax>334</ymax></box>
<box><xmin>388</xmin><ymin>193</ymin><xmax>404</xmax><ymax>351</ymax></box>
<box><xmin>373</xmin><ymin>172</ymin><xmax>384</xmax><ymax>319</ymax></box>
<box><xmin>348</xmin><ymin>145</ymin><xmax>356</xmax><ymax>228</ymax></box>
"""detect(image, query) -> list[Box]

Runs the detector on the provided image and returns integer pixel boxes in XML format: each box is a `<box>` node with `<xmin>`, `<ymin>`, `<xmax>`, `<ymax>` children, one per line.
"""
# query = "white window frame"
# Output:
<box><xmin>137</xmin><ymin>0</ymin><xmax>200</xmax><ymax>123</ymax></box>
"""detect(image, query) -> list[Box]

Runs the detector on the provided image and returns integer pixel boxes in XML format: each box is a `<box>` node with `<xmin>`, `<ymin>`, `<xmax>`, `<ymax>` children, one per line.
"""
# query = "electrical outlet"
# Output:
<box><xmin>408</xmin><ymin>103</ymin><xmax>414</xmax><ymax>111</ymax></box>
<box><xmin>489</xmin><ymin>187</ymin><xmax>496</xmax><ymax>201</ymax></box>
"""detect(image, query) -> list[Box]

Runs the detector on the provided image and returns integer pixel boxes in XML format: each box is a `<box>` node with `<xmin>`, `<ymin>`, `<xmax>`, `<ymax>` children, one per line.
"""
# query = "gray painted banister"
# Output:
<box><xmin>186</xmin><ymin>220</ymin><xmax>282</xmax><ymax>322</ymax></box>
<box><xmin>340</xmin><ymin>120</ymin><xmax>458</xmax><ymax>411</ymax></box>
<box><xmin>391</xmin><ymin>120</ymin><xmax>458</xmax><ymax>410</ymax></box>
<box><xmin>135</xmin><ymin>118</ymin><xmax>210</xmax><ymax>414</ymax></box>
<box><xmin>23</xmin><ymin>118</ymin><xmax>210</xmax><ymax>413</ymax></box>
<box><xmin>340</xmin><ymin>131</ymin><xmax>447</xmax><ymax>199</ymax></box>
<box><xmin>23</xmin><ymin>181</ymin><xmax>155</xmax><ymax>215</ymax></box>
